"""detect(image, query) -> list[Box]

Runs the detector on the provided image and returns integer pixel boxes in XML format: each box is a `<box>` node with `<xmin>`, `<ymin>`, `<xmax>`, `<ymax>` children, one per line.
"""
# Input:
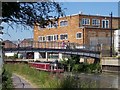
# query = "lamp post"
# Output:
<box><xmin>110</xmin><ymin>12</ymin><xmax>113</xmax><ymax>57</ymax></box>
<box><xmin>17</xmin><ymin>39</ymin><xmax>20</xmax><ymax>54</ymax></box>
<box><xmin>18</xmin><ymin>39</ymin><xmax>20</xmax><ymax>48</ymax></box>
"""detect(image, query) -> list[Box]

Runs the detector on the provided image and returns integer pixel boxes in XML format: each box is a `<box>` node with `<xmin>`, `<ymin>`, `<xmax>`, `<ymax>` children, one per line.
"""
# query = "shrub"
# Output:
<box><xmin>84</xmin><ymin>63</ymin><xmax>101</xmax><ymax>73</ymax></box>
<box><xmin>72</xmin><ymin>63</ymin><xmax>101</xmax><ymax>73</ymax></box>
<box><xmin>14</xmin><ymin>54</ymin><xmax>18</xmax><ymax>59</ymax></box>
<box><xmin>2</xmin><ymin>68</ymin><xmax>13</xmax><ymax>89</ymax></box>
<box><xmin>72</xmin><ymin>64</ymin><xmax>83</xmax><ymax>72</ymax></box>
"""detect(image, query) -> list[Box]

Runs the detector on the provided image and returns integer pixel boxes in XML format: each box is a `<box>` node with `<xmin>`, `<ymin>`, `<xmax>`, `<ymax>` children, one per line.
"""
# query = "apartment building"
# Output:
<box><xmin>34</xmin><ymin>14</ymin><xmax>120</xmax><ymax>48</ymax></box>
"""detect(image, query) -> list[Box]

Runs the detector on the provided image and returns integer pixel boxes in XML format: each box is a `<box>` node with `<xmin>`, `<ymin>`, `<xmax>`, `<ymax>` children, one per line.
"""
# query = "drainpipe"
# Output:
<box><xmin>83</xmin><ymin>28</ymin><xmax>85</xmax><ymax>47</ymax></box>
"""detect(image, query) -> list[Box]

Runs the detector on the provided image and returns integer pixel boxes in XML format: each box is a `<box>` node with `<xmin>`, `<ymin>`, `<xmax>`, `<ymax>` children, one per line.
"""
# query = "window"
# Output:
<box><xmin>53</xmin><ymin>21</ymin><xmax>58</xmax><ymax>27</ymax></box>
<box><xmin>47</xmin><ymin>21</ymin><xmax>58</xmax><ymax>28</ymax></box>
<box><xmin>102</xmin><ymin>20</ymin><xmax>109</xmax><ymax>28</ymax></box>
<box><xmin>81</xmin><ymin>18</ymin><xmax>90</xmax><ymax>25</ymax></box>
<box><xmin>54</xmin><ymin>34</ymin><xmax>59</xmax><ymax>41</ymax></box>
<box><xmin>46</xmin><ymin>35</ymin><xmax>53</xmax><ymax>41</ymax></box>
<box><xmin>46</xmin><ymin>34</ymin><xmax>58</xmax><ymax>41</ymax></box>
<box><xmin>38</xmin><ymin>36</ymin><xmax>46</xmax><ymax>42</ymax></box>
<box><xmin>43</xmin><ymin>37</ymin><xmax>45</xmax><ymax>41</ymax></box>
<box><xmin>60</xmin><ymin>34</ymin><xmax>68</xmax><ymax>40</ymax></box>
<box><xmin>38</xmin><ymin>26</ymin><xmax>45</xmax><ymax>30</ymax></box>
<box><xmin>76</xmin><ymin>32</ymin><xmax>82</xmax><ymax>39</ymax></box>
<box><xmin>92</xmin><ymin>19</ymin><xmax>100</xmax><ymax>26</ymax></box>
<box><xmin>60</xmin><ymin>20</ymin><xmax>68</xmax><ymax>27</ymax></box>
<box><xmin>38</xmin><ymin>21</ymin><xmax>58</xmax><ymax>29</ymax></box>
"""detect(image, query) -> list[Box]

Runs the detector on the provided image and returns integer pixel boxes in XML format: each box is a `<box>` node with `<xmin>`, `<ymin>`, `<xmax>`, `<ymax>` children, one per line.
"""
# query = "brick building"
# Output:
<box><xmin>19</xmin><ymin>38</ymin><xmax>33</xmax><ymax>47</ymax></box>
<box><xmin>34</xmin><ymin>14</ymin><xmax>120</xmax><ymax>48</ymax></box>
<box><xmin>33</xmin><ymin>14</ymin><xmax>120</xmax><ymax>61</ymax></box>
<box><xmin>3</xmin><ymin>40</ymin><xmax>17</xmax><ymax>48</ymax></box>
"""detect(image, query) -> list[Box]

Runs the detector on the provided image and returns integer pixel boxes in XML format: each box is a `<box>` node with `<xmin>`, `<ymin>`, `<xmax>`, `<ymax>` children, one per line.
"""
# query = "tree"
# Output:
<box><xmin>1</xmin><ymin>1</ymin><xmax>65</xmax><ymax>28</ymax></box>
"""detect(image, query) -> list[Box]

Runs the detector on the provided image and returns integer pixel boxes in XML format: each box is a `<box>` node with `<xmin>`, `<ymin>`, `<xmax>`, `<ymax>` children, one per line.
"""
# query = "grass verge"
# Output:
<box><xmin>4</xmin><ymin>63</ymin><xmax>97</xmax><ymax>88</ymax></box>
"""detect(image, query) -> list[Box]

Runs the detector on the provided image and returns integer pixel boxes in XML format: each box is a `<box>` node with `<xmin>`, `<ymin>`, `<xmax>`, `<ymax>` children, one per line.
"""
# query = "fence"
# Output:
<box><xmin>3</xmin><ymin>40</ymin><xmax>114</xmax><ymax>57</ymax></box>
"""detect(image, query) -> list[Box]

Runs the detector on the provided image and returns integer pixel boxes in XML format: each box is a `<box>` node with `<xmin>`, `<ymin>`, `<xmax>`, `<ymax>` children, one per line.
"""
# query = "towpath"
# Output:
<box><xmin>12</xmin><ymin>73</ymin><xmax>38</xmax><ymax>89</ymax></box>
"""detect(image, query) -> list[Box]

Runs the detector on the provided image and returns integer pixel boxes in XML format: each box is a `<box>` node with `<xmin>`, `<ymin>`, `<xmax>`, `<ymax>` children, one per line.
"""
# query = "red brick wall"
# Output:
<box><xmin>34</xmin><ymin>14</ymin><xmax>119</xmax><ymax>45</ymax></box>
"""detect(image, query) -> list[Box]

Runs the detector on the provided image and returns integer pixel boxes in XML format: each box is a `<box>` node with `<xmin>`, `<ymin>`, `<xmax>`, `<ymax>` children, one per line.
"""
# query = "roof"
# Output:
<box><xmin>3</xmin><ymin>40</ymin><xmax>17</xmax><ymax>46</ymax></box>
<box><xmin>4</xmin><ymin>40</ymin><xmax>13</xmax><ymax>43</ymax></box>
<box><xmin>59</xmin><ymin>13</ymin><xmax>120</xmax><ymax>19</ymax></box>
<box><xmin>20</xmin><ymin>38</ymin><xmax>33</xmax><ymax>43</ymax></box>
<box><xmin>23</xmin><ymin>38</ymin><xmax>33</xmax><ymax>41</ymax></box>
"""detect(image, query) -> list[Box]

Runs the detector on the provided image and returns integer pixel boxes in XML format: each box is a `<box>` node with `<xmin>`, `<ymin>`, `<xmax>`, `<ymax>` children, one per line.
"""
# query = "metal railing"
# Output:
<box><xmin>4</xmin><ymin>40</ymin><xmax>116</xmax><ymax>57</ymax></box>
<box><xmin>3</xmin><ymin>41</ymin><xmax>103</xmax><ymax>52</ymax></box>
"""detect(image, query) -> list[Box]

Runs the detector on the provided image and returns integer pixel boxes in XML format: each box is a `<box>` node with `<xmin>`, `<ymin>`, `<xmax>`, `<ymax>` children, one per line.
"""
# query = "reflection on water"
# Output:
<box><xmin>64</xmin><ymin>72</ymin><xmax>120</xmax><ymax>88</ymax></box>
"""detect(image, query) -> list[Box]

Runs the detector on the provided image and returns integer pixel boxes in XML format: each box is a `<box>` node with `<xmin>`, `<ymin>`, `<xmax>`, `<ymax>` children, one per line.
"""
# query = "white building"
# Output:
<box><xmin>114</xmin><ymin>30</ymin><xmax>120</xmax><ymax>55</ymax></box>
<box><xmin>5</xmin><ymin>53</ymin><xmax>15</xmax><ymax>57</ymax></box>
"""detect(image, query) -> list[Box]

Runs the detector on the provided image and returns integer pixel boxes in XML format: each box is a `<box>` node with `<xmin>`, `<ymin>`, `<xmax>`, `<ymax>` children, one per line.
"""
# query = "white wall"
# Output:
<box><xmin>34</xmin><ymin>52</ymin><xmax>40</xmax><ymax>61</ymax></box>
<box><xmin>5</xmin><ymin>53</ymin><xmax>14</xmax><ymax>57</ymax></box>
<box><xmin>114</xmin><ymin>30</ymin><xmax>120</xmax><ymax>53</ymax></box>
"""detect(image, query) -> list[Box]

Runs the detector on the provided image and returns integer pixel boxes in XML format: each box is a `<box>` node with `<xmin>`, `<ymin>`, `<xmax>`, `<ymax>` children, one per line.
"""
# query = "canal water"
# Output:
<box><xmin>64</xmin><ymin>72</ymin><xmax>120</xmax><ymax>88</ymax></box>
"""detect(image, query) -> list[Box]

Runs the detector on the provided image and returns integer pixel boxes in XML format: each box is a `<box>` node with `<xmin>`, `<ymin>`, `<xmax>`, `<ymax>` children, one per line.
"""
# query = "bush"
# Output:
<box><xmin>61</xmin><ymin>55</ymin><xmax>101</xmax><ymax>73</ymax></box>
<box><xmin>14</xmin><ymin>54</ymin><xmax>18</xmax><ymax>59</ymax></box>
<box><xmin>60</xmin><ymin>55</ymin><xmax>80</xmax><ymax>72</ymax></box>
<box><xmin>72</xmin><ymin>64</ymin><xmax>83</xmax><ymax>72</ymax></box>
<box><xmin>2</xmin><ymin>68</ymin><xmax>13</xmax><ymax>89</ymax></box>
<box><xmin>72</xmin><ymin>63</ymin><xmax>101</xmax><ymax>73</ymax></box>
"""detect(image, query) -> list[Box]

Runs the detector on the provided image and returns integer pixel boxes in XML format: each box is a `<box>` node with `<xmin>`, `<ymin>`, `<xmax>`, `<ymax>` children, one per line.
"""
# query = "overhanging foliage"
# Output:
<box><xmin>2</xmin><ymin>1</ymin><xmax>65</xmax><ymax>28</ymax></box>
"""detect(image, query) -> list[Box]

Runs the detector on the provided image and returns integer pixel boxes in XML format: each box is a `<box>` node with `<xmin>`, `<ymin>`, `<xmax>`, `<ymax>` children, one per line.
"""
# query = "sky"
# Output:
<box><xmin>2</xmin><ymin>2</ymin><xmax>119</xmax><ymax>41</ymax></box>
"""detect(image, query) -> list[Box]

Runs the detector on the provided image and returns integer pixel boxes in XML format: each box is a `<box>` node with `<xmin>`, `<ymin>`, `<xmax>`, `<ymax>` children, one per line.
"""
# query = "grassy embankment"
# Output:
<box><xmin>4</xmin><ymin>63</ymin><xmax>97</xmax><ymax>88</ymax></box>
<box><xmin>4</xmin><ymin>63</ymin><xmax>60</xmax><ymax>88</ymax></box>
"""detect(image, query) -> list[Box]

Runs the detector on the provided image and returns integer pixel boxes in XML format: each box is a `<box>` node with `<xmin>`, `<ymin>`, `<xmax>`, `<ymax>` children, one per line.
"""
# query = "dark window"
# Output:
<box><xmin>60</xmin><ymin>21</ymin><xmax>68</xmax><ymax>26</ymax></box>
<box><xmin>92</xmin><ymin>19</ymin><xmax>100</xmax><ymax>26</ymax></box>
<box><xmin>102</xmin><ymin>20</ymin><xmax>109</xmax><ymax>28</ymax></box>
<box><xmin>76</xmin><ymin>32</ymin><xmax>82</xmax><ymax>39</ymax></box>
<box><xmin>81</xmin><ymin>18</ymin><xmax>90</xmax><ymax>25</ymax></box>
<box><xmin>60</xmin><ymin>34</ymin><xmax>68</xmax><ymax>40</ymax></box>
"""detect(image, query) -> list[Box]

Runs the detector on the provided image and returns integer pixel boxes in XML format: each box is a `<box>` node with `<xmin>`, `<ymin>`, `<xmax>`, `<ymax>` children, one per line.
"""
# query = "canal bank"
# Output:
<box><xmin>101</xmin><ymin>57</ymin><xmax>120</xmax><ymax>73</ymax></box>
